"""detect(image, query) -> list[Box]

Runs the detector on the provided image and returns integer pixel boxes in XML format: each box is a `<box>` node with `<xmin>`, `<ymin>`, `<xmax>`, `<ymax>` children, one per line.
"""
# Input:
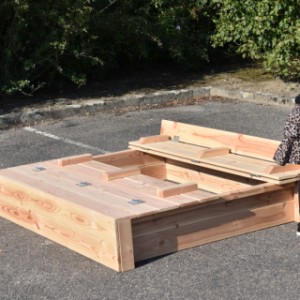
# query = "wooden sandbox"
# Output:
<box><xmin>1</xmin><ymin>120</ymin><xmax>300</xmax><ymax>272</ymax></box>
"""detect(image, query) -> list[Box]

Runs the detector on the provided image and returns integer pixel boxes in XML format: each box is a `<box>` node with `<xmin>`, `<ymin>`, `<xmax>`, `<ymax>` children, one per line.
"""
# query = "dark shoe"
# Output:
<box><xmin>297</xmin><ymin>223</ymin><xmax>300</xmax><ymax>236</ymax></box>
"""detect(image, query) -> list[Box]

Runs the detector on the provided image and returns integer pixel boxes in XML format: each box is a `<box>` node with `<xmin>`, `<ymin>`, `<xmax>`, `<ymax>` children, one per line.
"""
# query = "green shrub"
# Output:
<box><xmin>0</xmin><ymin>0</ymin><xmax>219</xmax><ymax>96</ymax></box>
<box><xmin>212</xmin><ymin>0</ymin><xmax>300</xmax><ymax>79</ymax></box>
<box><xmin>150</xmin><ymin>0</ymin><xmax>217</xmax><ymax>69</ymax></box>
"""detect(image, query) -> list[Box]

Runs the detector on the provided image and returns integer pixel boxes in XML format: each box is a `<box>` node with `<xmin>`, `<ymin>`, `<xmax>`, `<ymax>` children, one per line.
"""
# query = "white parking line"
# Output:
<box><xmin>24</xmin><ymin>127</ymin><xmax>109</xmax><ymax>153</ymax></box>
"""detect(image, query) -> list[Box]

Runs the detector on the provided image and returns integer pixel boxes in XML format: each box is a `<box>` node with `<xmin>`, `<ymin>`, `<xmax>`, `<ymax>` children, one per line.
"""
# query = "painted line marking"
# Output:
<box><xmin>24</xmin><ymin>127</ymin><xmax>109</xmax><ymax>153</ymax></box>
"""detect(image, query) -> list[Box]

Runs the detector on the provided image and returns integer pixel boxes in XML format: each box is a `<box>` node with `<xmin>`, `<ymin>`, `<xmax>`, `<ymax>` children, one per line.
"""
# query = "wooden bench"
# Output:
<box><xmin>0</xmin><ymin>120</ymin><xmax>299</xmax><ymax>272</ymax></box>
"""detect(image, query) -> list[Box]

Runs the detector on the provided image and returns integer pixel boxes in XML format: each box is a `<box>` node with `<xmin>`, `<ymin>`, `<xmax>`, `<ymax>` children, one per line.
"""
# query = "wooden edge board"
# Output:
<box><xmin>138</xmin><ymin>135</ymin><xmax>170</xmax><ymax>144</ymax></box>
<box><xmin>198</xmin><ymin>147</ymin><xmax>230</xmax><ymax>158</ymax></box>
<box><xmin>0</xmin><ymin>169</ymin><xmax>134</xmax><ymax>219</ymax></box>
<box><xmin>129</xmin><ymin>144</ymin><xmax>300</xmax><ymax>183</ymax></box>
<box><xmin>57</xmin><ymin>153</ymin><xmax>93</xmax><ymax>166</ymax></box>
<box><xmin>133</xmin><ymin>200</ymin><xmax>294</xmax><ymax>262</ymax></box>
<box><xmin>160</xmin><ymin>119</ymin><xmax>280</xmax><ymax>161</ymax></box>
<box><xmin>0</xmin><ymin>191</ymin><xmax>121</xmax><ymax>271</ymax></box>
<box><xmin>264</xmin><ymin>164</ymin><xmax>300</xmax><ymax>174</ymax></box>
<box><xmin>157</xmin><ymin>182</ymin><xmax>198</xmax><ymax>198</ymax></box>
<box><xmin>100</xmin><ymin>167</ymin><xmax>141</xmax><ymax>181</ymax></box>
<box><xmin>117</xmin><ymin>218</ymin><xmax>135</xmax><ymax>271</ymax></box>
<box><xmin>93</xmin><ymin>149</ymin><xmax>166</xmax><ymax>168</ymax></box>
<box><xmin>132</xmin><ymin>185</ymin><xmax>295</xmax><ymax>239</ymax></box>
<box><xmin>216</xmin><ymin>182</ymin><xmax>295</xmax><ymax>202</ymax></box>
<box><xmin>165</xmin><ymin>162</ymin><xmax>253</xmax><ymax>194</ymax></box>
<box><xmin>1</xmin><ymin>163</ymin><xmax>165</xmax><ymax>218</ymax></box>
<box><xmin>53</xmin><ymin>163</ymin><xmax>180</xmax><ymax>213</ymax></box>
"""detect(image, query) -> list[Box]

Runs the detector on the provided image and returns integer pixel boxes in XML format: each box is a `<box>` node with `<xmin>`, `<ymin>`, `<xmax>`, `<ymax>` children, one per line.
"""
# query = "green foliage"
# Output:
<box><xmin>7</xmin><ymin>0</ymin><xmax>300</xmax><ymax>95</ymax></box>
<box><xmin>0</xmin><ymin>0</ymin><xmax>103</xmax><ymax>94</ymax></box>
<box><xmin>0</xmin><ymin>0</ymin><xmax>218</xmax><ymax>96</ymax></box>
<box><xmin>212</xmin><ymin>0</ymin><xmax>300</xmax><ymax>78</ymax></box>
<box><xmin>149</xmin><ymin>0</ymin><xmax>216</xmax><ymax>69</ymax></box>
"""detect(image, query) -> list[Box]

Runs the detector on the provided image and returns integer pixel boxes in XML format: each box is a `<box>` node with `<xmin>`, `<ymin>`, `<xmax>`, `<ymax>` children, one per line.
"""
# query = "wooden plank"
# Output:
<box><xmin>0</xmin><ymin>176</ymin><xmax>121</xmax><ymax>271</ymax></box>
<box><xmin>130</xmin><ymin>139</ymin><xmax>297</xmax><ymax>182</ymax></box>
<box><xmin>93</xmin><ymin>149</ymin><xmax>164</xmax><ymax>168</ymax></box>
<box><xmin>264</xmin><ymin>164</ymin><xmax>300</xmax><ymax>174</ymax></box>
<box><xmin>80</xmin><ymin>160</ymin><xmax>120</xmax><ymax>172</ymax></box>
<box><xmin>202</xmin><ymin>154</ymin><xmax>300</xmax><ymax>181</ymax></box>
<box><xmin>99</xmin><ymin>167</ymin><xmax>141</xmax><ymax>181</ymax></box>
<box><xmin>110</xmin><ymin>177</ymin><xmax>186</xmax><ymax>209</ymax></box>
<box><xmin>165</xmin><ymin>163</ymin><xmax>252</xmax><ymax>193</ymax></box>
<box><xmin>160</xmin><ymin>120</ymin><xmax>279</xmax><ymax>161</ymax></box>
<box><xmin>0</xmin><ymin>190</ymin><xmax>119</xmax><ymax>245</ymax></box>
<box><xmin>138</xmin><ymin>135</ymin><xmax>170</xmax><ymax>144</ymax></box>
<box><xmin>130</xmin><ymin>140</ymin><xmax>207</xmax><ymax>159</ymax></box>
<box><xmin>198</xmin><ymin>147</ymin><xmax>230</xmax><ymax>158</ymax></box>
<box><xmin>133</xmin><ymin>200</ymin><xmax>294</xmax><ymax>262</ymax></box>
<box><xmin>57</xmin><ymin>153</ymin><xmax>93</xmax><ymax>166</ymax></box>
<box><xmin>132</xmin><ymin>184</ymin><xmax>294</xmax><ymax>238</ymax></box>
<box><xmin>60</xmin><ymin>164</ymin><xmax>180</xmax><ymax>213</ymax></box>
<box><xmin>0</xmin><ymin>169</ymin><xmax>133</xmax><ymax>219</ymax></box>
<box><xmin>117</xmin><ymin>218</ymin><xmax>135</xmax><ymax>271</ymax></box>
<box><xmin>140</xmin><ymin>162</ymin><xmax>167</xmax><ymax>180</ymax></box>
<box><xmin>1</xmin><ymin>166</ymin><xmax>158</xmax><ymax>218</ymax></box>
<box><xmin>130</xmin><ymin>144</ymin><xmax>298</xmax><ymax>183</ymax></box>
<box><xmin>156</xmin><ymin>182</ymin><xmax>198</xmax><ymax>198</ymax></box>
<box><xmin>132</xmin><ymin>141</ymin><xmax>271</xmax><ymax>176</ymax></box>
<box><xmin>124</xmin><ymin>174</ymin><xmax>208</xmax><ymax>206</ymax></box>
<box><xmin>63</xmin><ymin>167</ymin><xmax>179</xmax><ymax>214</ymax></box>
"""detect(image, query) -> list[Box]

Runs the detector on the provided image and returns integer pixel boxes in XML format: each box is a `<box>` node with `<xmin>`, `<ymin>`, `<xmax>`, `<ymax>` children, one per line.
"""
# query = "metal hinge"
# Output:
<box><xmin>250</xmin><ymin>173</ymin><xmax>261</xmax><ymax>178</ymax></box>
<box><xmin>191</xmin><ymin>159</ymin><xmax>200</xmax><ymax>163</ymax></box>
<box><xmin>76</xmin><ymin>181</ymin><xmax>92</xmax><ymax>187</ymax></box>
<box><xmin>173</xmin><ymin>136</ymin><xmax>180</xmax><ymax>143</ymax></box>
<box><xmin>128</xmin><ymin>199</ymin><xmax>145</xmax><ymax>205</ymax></box>
<box><xmin>32</xmin><ymin>166</ymin><xmax>47</xmax><ymax>172</ymax></box>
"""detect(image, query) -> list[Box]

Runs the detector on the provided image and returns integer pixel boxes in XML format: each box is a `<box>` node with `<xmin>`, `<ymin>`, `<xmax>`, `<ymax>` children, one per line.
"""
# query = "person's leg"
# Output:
<box><xmin>297</xmin><ymin>181</ymin><xmax>300</xmax><ymax>235</ymax></box>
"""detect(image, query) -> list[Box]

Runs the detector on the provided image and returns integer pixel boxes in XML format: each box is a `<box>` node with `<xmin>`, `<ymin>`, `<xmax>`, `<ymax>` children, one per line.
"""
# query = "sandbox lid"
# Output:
<box><xmin>129</xmin><ymin>120</ymin><xmax>300</xmax><ymax>184</ymax></box>
<box><xmin>0</xmin><ymin>156</ymin><xmax>220</xmax><ymax>221</ymax></box>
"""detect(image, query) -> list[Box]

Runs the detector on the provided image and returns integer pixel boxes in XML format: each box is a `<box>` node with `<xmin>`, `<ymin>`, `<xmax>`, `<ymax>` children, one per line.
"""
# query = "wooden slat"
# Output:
<box><xmin>99</xmin><ymin>167</ymin><xmax>141</xmax><ymax>181</ymax></box>
<box><xmin>57</xmin><ymin>153</ymin><xmax>93</xmax><ymax>166</ymax></box>
<box><xmin>120</xmin><ymin>175</ymin><xmax>202</xmax><ymax>207</ymax></box>
<box><xmin>201</xmin><ymin>154</ymin><xmax>268</xmax><ymax>174</ymax></box>
<box><xmin>198</xmin><ymin>147</ymin><xmax>230</xmax><ymax>158</ymax></box>
<box><xmin>156</xmin><ymin>182</ymin><xmax>198</xmax><ymax>198</ymax></box>
<box><xmin>130</xmin><ymin>140</ymin><xmax>300</xmax><ymax>183</ymax></box>
<box><xmin>130</xmin><ymin>140</ymin><xmax>206</xmax><ymax>159</ymax></box>
<box><xmin>54</xmin><ymin>163</ymin><xmax>179</xmax><ymax>214</ymax></box>
<box><xmin>130</xmin><ymin>144</ymin><xmax>294</xmax><ymax>183</ymax></box>
<box><xmin>111</xmin><ymin>177</ymin><xmax>189</xmax><ymax>208</ymax></box>
<box><xmin>93</xmin><ymin>149</ymin><xmax>164</xmax><ymax>168</ymax></box>
<box><xmin>80</xmin><ymin>160</ymin><xmax>120</xmax><ymax>172</ymax></box>
<box><xmin>160</xmin><ymin>119</ymin><xmax>279</xmax><ymax>161</ymax></box>
<box><xmin>2</xmin><ymin>165</ymin><xmax>161</xmax><ymax>217</ymax></box>
<box><xmin>133</xmin><ymin>200</ymin><xmax>294</xmax><ymax>262</ymax></box>
<box><xmin>63</xmin><ymin>164</ymin><xmax>181</xmax><ymax>212</ymax></box>
<box><xmin>165</xmin><ymin>163</ymin><xmax>252</xmax><ymax>193</ymax></box>
<box><xmin>140</xmin><ymin>162</ymin><xmax>167</xmax><ymax>180</ymax></box>
<box><xmin>0</xmin><ymin>169</ymin><xmax>133</xmax><ymax>219</ymax></box>
<box><xmin>117</xmin><ymin>218</ymin><xmax>135</xmax><ymax>271</ymax></box>
<box><xmin>138</xmin><ymin>135</ymin><xmax>170</xmax><ymax>144</ymax></box>
<box><xmin>0</xmin><ymin>175</ymin><xmax>122</xmax><ymax>271</ymax></box>
<box><xmin>264</xmin><ymin>164</ymin><xmax>300</xmax><ymax>174</ymax></box>
<box><xmin>132</xmin><ymin>183</ymin><xmax>294</xmax><ymax>238</ymax></box>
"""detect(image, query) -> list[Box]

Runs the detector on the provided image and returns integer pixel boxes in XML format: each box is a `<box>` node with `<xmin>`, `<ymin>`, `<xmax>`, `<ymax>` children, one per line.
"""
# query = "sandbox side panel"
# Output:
<box><xmin>0</xmin><ymin>175</ymin><xmax>122</xmax><ymax>271</ymax></box>
<box><xmin>132</xmin><ymin>186</ymin><xmax>295</xmax><ymax>262</ymax></box>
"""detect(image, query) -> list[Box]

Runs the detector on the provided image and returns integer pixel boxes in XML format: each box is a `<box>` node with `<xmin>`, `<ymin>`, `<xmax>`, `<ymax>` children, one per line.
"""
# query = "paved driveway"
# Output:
<box><xmin>1</xmin><ymin>100</ymin><xmax>298</xmax><ymax>300</ymax></box>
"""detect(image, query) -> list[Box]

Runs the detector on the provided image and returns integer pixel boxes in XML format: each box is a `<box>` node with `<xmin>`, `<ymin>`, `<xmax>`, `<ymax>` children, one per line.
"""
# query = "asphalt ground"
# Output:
<box><xmin>0</xmin><ymin>100</ymin><xmax>299</xmax><ymax>300</ymax></box>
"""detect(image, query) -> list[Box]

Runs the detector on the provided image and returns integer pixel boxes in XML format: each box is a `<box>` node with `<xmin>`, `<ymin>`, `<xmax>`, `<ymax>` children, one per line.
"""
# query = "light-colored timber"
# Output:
<box><xmin>0</xmin><ymin>120</ymin><xmax>299</xmax><ymax>272</ymax></box>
